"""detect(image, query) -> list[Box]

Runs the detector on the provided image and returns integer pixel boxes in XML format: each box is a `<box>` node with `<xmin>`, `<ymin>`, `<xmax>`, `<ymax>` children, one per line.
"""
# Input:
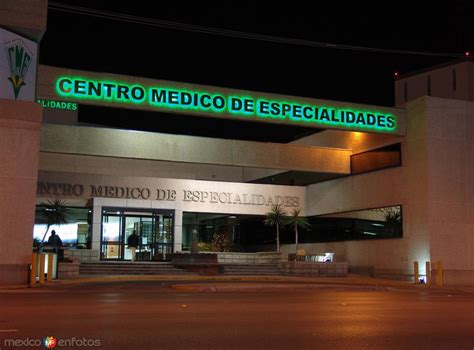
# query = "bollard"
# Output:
<box><xmin>437</xmin><ymin>261</ymin><xmax>443</xmax><ymax>287</ymax></box>
<box><xmin>47</xmin><ymin>254</ymin><xmax>54</xmax><ymax>282</ymax></box>
<box><xmin>425</xmin><ymin>261</ymin><xmax>431</xmax><ymax>285</ymax></box>
<box><xmin>38</xmin><ymin>254</ymin><xmax>45</xmax><ymax>285</ymax></box>
<box><xmin>414</xmin><ymin>261</ymin><xmax>419</xmax><ymax>284</ymax></box>
<box><xmin>30</xmin><ymin>253</ymin><xmax>38</xmax><ymax>286</ymax></box>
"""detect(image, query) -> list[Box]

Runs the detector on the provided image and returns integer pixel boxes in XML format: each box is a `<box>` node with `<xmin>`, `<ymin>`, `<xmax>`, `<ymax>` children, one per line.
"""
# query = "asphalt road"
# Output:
<box><xmin>1</xmin><ymin>282</ymin><xmax>473</xmax><ymax>349</ymax></box>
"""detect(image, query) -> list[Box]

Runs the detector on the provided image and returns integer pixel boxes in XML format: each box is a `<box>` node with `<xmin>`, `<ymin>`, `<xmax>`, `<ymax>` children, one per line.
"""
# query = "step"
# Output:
<box><xmin>79</xmin><ymin>265</ymin><xmax>183</xmax><ymax>270</ymax></box>
<box><xmin>80</xmin><ymin>265</ymin><xmax>180</xmax><ymax>269</ymax></box>
<box><xmin>223</xmin><ymin>271</ymin><xmax>283</xmax><ymax>276</ymax></box>
<box><xmin>79</xmin><ymin>268</ymin><xmax>183</xmax><ymax>272</ymax></box>
<box><xmin>222</xmin><ymin>266</ymin><xmax>281</xmax><ymax>270</ymax></box>
<box><xmin>79</xmin><ymin>270</ymin><xmax>190</xmax><ymax>275</ymax></box>
<box><xmin>221</xmin><ymin>267</ymin><xmax>281</xmax><ymax>270</ymax></box>
<box><xmin>81</xmin><ymin>263</ymin><xmax>178</xmax><ymax>269</ymax></box>
<box><xmin>79</xmin><ymin>262</ymin><xmax>195</xmax><ymax>275</ymax></box>
<box><xmin>221</xmin><ymin>264</ymin><xmax>279</xmax><ymax>269</ymax></box>
<box><xmin>79</xmin><ymin>270</ymin><xmax>192</xmax><ymax>275</ymax></box>
<box><xmin>80</xmin><ymin>262</ymin><xmax>175</xmax><ymax>266</ymax></box>
<box><xmin>221</xmin><ymin>269</ymin><xmax>281</xmax><ymax>272</ymax></box>
<box><xmin>221</xmin><ymin>267</ymin><xmax>281</xmax><ymax>271</ymax></box>
<box><xmin>79</xmin><ymin>269</ymin><xmax>186</xmax><ymax>274</ymax></box>
<box><xmin>220</xmin><ymin>264</ymin><xmax>283</xmax><ymax>276</ymax></box>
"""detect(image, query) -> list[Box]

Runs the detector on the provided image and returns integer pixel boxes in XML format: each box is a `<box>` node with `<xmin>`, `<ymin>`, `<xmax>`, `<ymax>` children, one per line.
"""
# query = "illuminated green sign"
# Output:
<box><xmin>55</xmin><ymin>77</ymin><xmax>397</xmax><ymax>132</ymax></box>
<box><xmin>37</xmin><ymin>98</ymin><xmax>78</xmax><ymax>111</ymax></box>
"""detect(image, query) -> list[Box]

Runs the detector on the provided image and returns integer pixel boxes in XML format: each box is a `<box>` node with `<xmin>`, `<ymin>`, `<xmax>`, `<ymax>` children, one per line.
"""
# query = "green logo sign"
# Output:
<box><xmin>5</xmin><ymin>39</ymin><xmax>32</xmax><ymax>99</ymax></box>
<box><xmin>37</xmin><ymin>99</ymin><xmax>78</xmax><ymax>111</ymax></box>
<box><xmin>55</xmin><ymin>77</ymin><xmax>398</xmax><ymax>133</ymax></box>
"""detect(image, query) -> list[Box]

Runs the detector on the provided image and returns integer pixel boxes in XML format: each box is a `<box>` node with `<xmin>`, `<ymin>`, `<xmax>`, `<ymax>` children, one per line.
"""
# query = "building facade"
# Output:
<box><xmin>1</xmin><ymin>1</ymin><xmax>474</xmax><ymax>285</ymax></box>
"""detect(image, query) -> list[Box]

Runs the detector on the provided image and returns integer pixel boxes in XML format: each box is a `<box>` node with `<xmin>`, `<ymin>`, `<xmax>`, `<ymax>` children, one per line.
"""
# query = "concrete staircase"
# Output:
<box><xmin>79</xmin><ymin>261</ymin><xmax>195</xmax><ymax>275</ymax></box>
<box><xmin>220</xmin><ymin>264</ymin><xmax>283</xmax><ymax>276</ymax></box>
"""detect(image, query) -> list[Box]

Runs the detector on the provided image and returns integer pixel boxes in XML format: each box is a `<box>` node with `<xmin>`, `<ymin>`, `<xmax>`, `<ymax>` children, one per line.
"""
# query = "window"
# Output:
<box><xmin>34</xmin><ymin>206</ymin><xmax>91</xmax><ymax>249</ymax></box>
<box><xmin>351</xmin><ymin>143</ymin><xmax>401</xmax><ymax>175</ymax></box>
<box><xmin>282</xmin><ymin>205</ymin><xmax>403</xmax><ymax>244</ymax></box>
<box><xmin>182</xmin><ymin>212</ymin><xmax>242</xmax><ymax>251</ymax></box>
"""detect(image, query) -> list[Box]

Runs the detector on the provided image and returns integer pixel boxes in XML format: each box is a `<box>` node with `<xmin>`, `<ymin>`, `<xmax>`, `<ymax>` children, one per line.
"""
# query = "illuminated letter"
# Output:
<box><xmin>386</xmin><ymin>116</ymin><xmax>396</xmax><ymax>129</ymax></box>
<box><xmin>130</xmin><ymin>86</ymin><xmax>145</xmax><ymax>101</ymax></box>
<box><xmin>58</xmin><ymin>78</ymin><xmax>72</xmax><ymax>93</ymax></box>
<box><xmin>231</xmin><ymin>97</ymin><xmax>242</xmax><ymax>111</ymax></box>
<box><xmin>303</xmin><ymin>106</ymin><xmax>313</xmax><ymax>119</ymax></box>
<box><xmin>366</xmin><ymin>114</ymin><xmax>376</xmax><ymax>125</ymax></box>
<box><xmin>213</xmin><ymin>96</ymin><xmax>225</xmax><ymax>109</ymax></box>
<box><xmin>200</xmin><ymin>94</ymin><xmax>212</xmax><ymax>108</ymax></box>
<box><xmin>88</xmin><ymin>81</ymin><xmax>101</xmax><ymax>97</ymax></box>
<box><xmin>151</xmin><ymin>89</ymin><xmax>167</xmax><ymax>103</ymax></box>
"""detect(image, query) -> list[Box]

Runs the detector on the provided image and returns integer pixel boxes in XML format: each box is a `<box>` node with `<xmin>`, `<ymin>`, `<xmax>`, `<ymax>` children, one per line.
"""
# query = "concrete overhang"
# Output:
<box><xmin>40</xmin><ymin>124</ymin><xmax>351</xmax><ymax>175</ymax></box>
<box><xmin>0</xmin><ymin>0</ymin><xmax>48</xmax><ymax>42</ymax></box>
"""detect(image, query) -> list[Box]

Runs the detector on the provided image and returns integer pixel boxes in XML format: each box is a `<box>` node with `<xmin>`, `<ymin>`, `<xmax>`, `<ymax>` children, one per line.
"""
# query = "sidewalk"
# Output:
<box><xmin>166</xmin><ymin>274</ymin><xmax>460</xmax><ymax>292</ymax></box>
<box><xmin>53</xmin><ymin>273</ymin><xmax>412</xmax><ymax>287</ymax></box>
<box><xmin>3</xmin><ymin>273</ymin><xmax>474</xmax><ymax>293</ymax></box>
<box><xmin>8</xmin><ymin>274</ymin><xmax>474</xmax><ymax>292</ymax></box>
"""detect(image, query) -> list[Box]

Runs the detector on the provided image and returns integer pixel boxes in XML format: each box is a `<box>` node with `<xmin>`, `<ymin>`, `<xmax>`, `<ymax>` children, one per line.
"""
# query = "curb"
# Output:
<box><xmin>169</xmin><ymin>283</ymin><xmax>387</xmax><ymax>292</ymax></box>
<box><xmin>3</xmin><ymin>274</ymin><xmax>472</xmax><ymax>294</ymax></box>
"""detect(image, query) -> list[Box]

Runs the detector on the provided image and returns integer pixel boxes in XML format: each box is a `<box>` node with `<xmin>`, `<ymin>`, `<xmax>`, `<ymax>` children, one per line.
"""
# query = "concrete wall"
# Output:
<box><xmin>294</xmin><ymin>96</ymin><xmax>431</xmax><ymax>280</ymax></box>
<box><xmin>37</xmin><ymin>172</ymin><xmax>306</xmax><ymax>217</ymax></box>
<box><xmin>0</xmin><ymin>100</ymin><xmax>42</xmax><ymax>284</ymax></box>
<box><xmin>424</xmin><ymin>97</ymin><xmax>474</xmax><ymax>285</ymax></box>
<box><xmin>40</xmin><ymin>124</ymin><xmax>351</xmax><ymax>174</ymax></box>
<box><xmin>217</xmin><ymin>252</ymin><xmax>281</xmax><ymax>264</ymax></box>
<box><xmin>395</xmin><ymin>61</ymin><xmax>474</xmax><ymax>107</ymax></box>
<box><xmin>281</xmin><ymin>261</ymin><xmax>348</xmax><ymax>277</ymax></box>
<box><xmin>245</xmin><ymin>125</ymin><xmax>404</xmax><ymax>182</ymax></box>
<box><xmin>63</xmin><ymin>249</ymin><xmax>99</xmax><ymax>262</ymax></box>
<box><xmin>0</xmin><ymin>0</ymin><xmax>47</xmax><ymax>41</ymax></box>
<box><xmin>40</xmin><ymin>152</ymin><xmax>249</xmax><ymax>183</ymax></box>
<box><xmin>294</xmin><ymin>96</ymin><xmax>474</xmax><ymax>285</ymax></box>
<box><xmin>38</xmin><ymin>172</ymin><xmax>306</xmax><ymax>254</ymax></box>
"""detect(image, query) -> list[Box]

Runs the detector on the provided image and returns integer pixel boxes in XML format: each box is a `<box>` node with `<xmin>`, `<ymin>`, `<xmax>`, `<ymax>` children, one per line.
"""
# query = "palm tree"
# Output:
<box><xmin>37</xmin><ymin>198</ymin><xmax>70</xmax><ymax>246</ymax></box>
<box><xmin>264</xmin><ymin>205</ymin><xmax>286</xmax><ymax>252</ymax></box>
<box><xmin>286</xmin><ymin>208</ymin><xmax>310</xmax><ymax>254</ymax></box>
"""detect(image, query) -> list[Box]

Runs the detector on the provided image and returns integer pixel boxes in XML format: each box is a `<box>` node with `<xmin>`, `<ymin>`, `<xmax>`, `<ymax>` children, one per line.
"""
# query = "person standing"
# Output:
<box><xmin>127</xmin><ymin>230</ymin><xmax>139</xmax><ymax>262</ymax></box>
<box><xmin>48</xmin><ymin>230</ymin><xmax>63</xmax><ymax>260</ymax></box>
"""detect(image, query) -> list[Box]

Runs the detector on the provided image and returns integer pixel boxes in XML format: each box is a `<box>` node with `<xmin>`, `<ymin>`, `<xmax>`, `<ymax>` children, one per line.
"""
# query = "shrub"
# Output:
<box><xmin>211</xmin><ymin>232</ymin><xmax>231</xmax><ymax>252</ymax></box>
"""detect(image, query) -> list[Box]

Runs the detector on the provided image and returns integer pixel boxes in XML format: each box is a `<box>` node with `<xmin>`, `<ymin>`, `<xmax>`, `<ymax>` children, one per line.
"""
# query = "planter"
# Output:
<box><xmin>281</xmin><ymin>261</ymin><xmax>348</xmax><ymax>277</ymax></box>
<box><xmin>170</xmin><ymin>253</ymin><xmax>219</xmax><ymax>275</ymax></box>
<box><xmin>58</xmin><ymin>259</ymin><xmax>80</xmax><ymax>279</ymax></box>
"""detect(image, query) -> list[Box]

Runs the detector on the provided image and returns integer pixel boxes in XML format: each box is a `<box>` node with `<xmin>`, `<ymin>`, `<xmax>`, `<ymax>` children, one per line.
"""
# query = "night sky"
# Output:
<box><xmin>39</xmin><ymin>1</ymin><xmax>474</xmax><ymax>142</ymax></box>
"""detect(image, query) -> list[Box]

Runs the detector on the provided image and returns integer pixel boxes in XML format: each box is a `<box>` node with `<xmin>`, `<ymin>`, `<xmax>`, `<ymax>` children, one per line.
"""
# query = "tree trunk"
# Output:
<box><xmin>276</xmin><ymin>223</ymin><xmax>280</xmax><ymax>253</ymax></box>
<box><xmin>40</xmin><ymin>225</ymin><xmax>51</xmax><ymax>246</ymax></box>
<box><xmin>295</xmin><ymin>226</ymin><xmax>298</xmax><ymax>254</ymax></box>
<box><xmin>190</xmin><ymin>229</ymin><xmax>199</xmax><ymax>254</ymax></box>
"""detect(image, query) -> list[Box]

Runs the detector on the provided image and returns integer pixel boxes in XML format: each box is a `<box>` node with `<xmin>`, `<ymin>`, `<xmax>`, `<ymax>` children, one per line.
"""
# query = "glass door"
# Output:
<box><xmin>123</xmin><ymin>216</ymin><xmax>141</xmax><ymax>261</ymax></box>
<box><xmin>101</xmin><ymin>208</ymin><xmax>174</xmax><ymax>261</ymax></box>
<box><xmin>152</xmin><ymin>214</ymin><xmax>173</xmax><ymax>261</ymax></box>
<box><xmin>101</xmin><ymin>214</ymin><xmax>123</xmax><ymax>260</ymax></box>
<box><xmin>137</xmin><ymin>216</ymin><xmax>153</xmax><ymax>261</ymax></box>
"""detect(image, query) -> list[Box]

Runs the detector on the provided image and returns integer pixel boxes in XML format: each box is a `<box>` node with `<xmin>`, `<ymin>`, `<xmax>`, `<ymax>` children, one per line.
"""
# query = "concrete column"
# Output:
<box><xmin>0</xmin><ymin>100</ymin><xmax>42</xmax><ymax>284</ymax></box>
<box><xmin>91</xmin><ymin>202</ymin><xmax>102</xmax><ymax>254</ymax></box>
<box><xmin>173</xmin><ymin>210</ymin><xmax>183</xmax><ymax>253</ymax></box>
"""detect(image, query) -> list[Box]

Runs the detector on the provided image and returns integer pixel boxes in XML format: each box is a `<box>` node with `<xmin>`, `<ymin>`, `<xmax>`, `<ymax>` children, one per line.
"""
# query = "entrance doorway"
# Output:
<box><xmin>101</xmin><ymin>208</ymin><xmax>173</xmax><ymax>261</ymax></box>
